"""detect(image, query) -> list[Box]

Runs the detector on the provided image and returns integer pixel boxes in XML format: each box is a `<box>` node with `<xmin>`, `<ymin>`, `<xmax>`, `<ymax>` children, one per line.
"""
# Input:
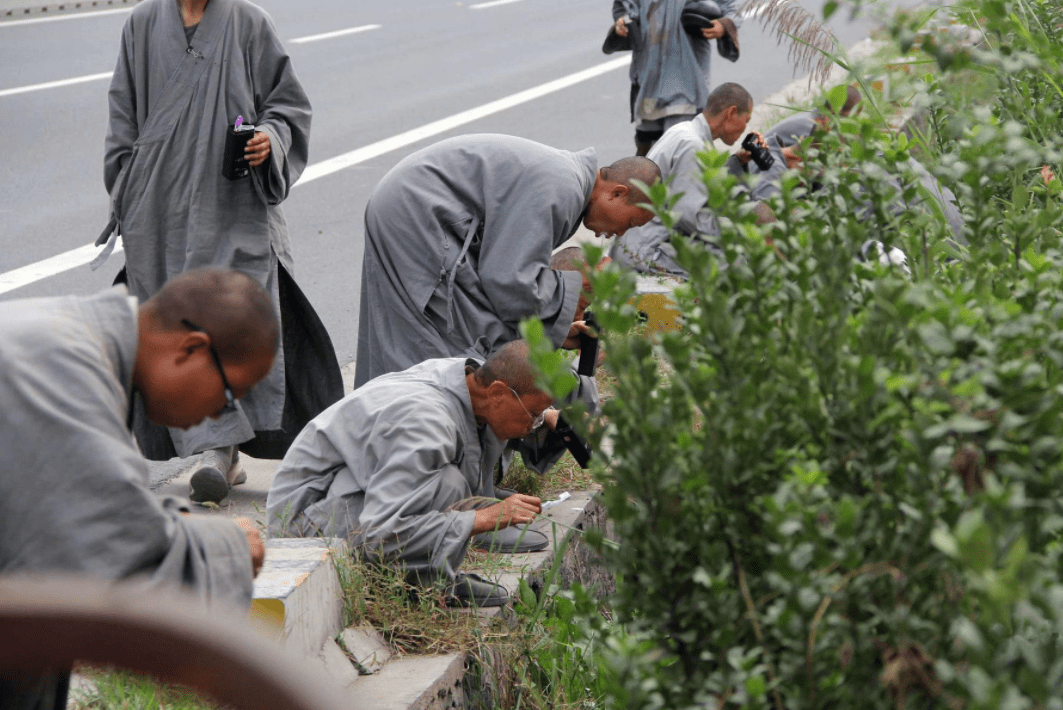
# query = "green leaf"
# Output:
<box><xmin>745</xmin><ymin>675</ymin><xmax>767</xmax><ymax>699</ymax></box>
<box><xmin>826</xmin><ymin>84</ymin><xmax>849</xmax><ymax>114</ymax></box>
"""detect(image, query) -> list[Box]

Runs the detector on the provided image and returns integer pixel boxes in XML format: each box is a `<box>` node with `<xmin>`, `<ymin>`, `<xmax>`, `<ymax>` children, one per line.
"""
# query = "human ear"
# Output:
<box><xmin>175</xmin><ymin>331</ymin><xmax>209</xmax><ymax>364</ymax></box>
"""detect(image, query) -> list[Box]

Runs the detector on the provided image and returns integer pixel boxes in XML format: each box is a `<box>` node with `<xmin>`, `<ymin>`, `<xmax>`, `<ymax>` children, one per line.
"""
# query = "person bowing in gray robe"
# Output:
<box><xmin>0</xmin><ymin>269</ymin><xmax>275</xmax><ymax>710</ymax></box>
<box><xmin>269</xmin><ymin>340</ymin><xmax>589</xmax><ymax>607</ymax></box>
<box><xmin>354</xmin><ymin>134</ymin><xmax>660</xmax><ymax>388</ymax></box>
<box><xmin>96</xmin><ymin>0</ymin><xmax>342</xmax><ymax>503</ymax></box>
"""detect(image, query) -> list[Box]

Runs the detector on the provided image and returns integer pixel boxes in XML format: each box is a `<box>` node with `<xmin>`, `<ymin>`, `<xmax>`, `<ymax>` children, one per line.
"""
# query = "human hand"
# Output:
<box><xmin>245</xmin><ymin>131</ymin><xmax>271</xmax><ymax>167</ymax></box>
<box><xmin>1042</xmin><ymin>165</ymin><xmax>1056</xmax><ymax>186</ymax></box>
<box><xmin>781</xmin><ymin>144</ymin><xmax>803</xmax><ymax>169</ymax></box>
<box><xmin>735</xmin><ymin>132</ymin><xmax>767</xmax><ymax>165</ymax></box>
<box><xmin>563</xmin><ymin>320</ymin><xmax>593</xmax><ymax>350</ymax></box>
<box><xmin>234</xmin><ymin>517</ymin><xmax>265</xmax><ymax>577</ymax></box>
<box><xmin>472</xmin><ymin>494</ymin><xmax>543</xmax><ymax>534</ymax></box>
<box><xmin>701</xmin><ymin>20</ymin><xmax>725</xmax><ymax>40</ymax></box>
<box><xmin>613</xmin><ymin>16</ymin><xmax>630</xmax><ymax>37</ymax></box>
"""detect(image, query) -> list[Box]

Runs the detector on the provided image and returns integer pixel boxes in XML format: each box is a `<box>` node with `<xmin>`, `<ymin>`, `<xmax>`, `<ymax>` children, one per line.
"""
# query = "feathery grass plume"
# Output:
<box><xmin>740</xmin><ymin>0</ymin><xmax>840</xmax><ymax>87</ymax></box>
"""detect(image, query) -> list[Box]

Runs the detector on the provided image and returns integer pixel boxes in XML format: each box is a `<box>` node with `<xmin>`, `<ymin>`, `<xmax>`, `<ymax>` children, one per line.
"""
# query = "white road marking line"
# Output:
<box><xmin>0</xmin><ymin>54</ymin><xmax>631</xmax><ymax>294</ymax></box>
<box><xmin>470</xmin><ymin>0</ymin><xmax>525</xmax><ymax>9</ymax></box>
<box><xmin>0</xmin><ymin>6</ymin><xmax>132</xmax><ymax>28</ymax></box>
<box><xmin>289</xmin><ymin>23</ymin><xmax>381</xmax><ymax>44</ymax></box>
<box><xmin>0</xmin><ymin>244</ymin><xmax>124</xmax><ymax>296</ymax></box>
<box><xmin>0</xmin><ymin>71</ymin><xmax>113</xmax><ymax>98</ymax></box>
<box><xmin>298</xmin><ymin>54</ymin><xmax>630</xmax><ymax>186</ymax></box>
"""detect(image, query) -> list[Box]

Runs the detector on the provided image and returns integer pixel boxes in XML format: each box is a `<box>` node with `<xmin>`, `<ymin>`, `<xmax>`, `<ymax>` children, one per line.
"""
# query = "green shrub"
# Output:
<box><xmin>525</xmin><ymin>0</ymin><xmax>1063</xmax><ymax>706</ymax></box>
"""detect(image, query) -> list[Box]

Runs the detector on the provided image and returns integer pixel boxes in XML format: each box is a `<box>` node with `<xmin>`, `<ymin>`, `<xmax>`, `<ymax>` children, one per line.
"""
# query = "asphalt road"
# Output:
<box><xmin>0</xmin><ymin>0</ymin><xmax>918</xmax><ymax>365</ymax></box>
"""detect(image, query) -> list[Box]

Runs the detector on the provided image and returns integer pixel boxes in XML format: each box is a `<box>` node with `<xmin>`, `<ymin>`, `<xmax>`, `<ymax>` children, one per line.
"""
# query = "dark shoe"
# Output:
<box><xmin>471</xmin><ymin>524</ymin><xmax>549</xmax><ymax>553</ymax></box>
<box><xmin>494</xmin><ymin>487</ymin><xmax>517</xmax><ymax>499</ymax></box>
<box><xmin>189</xmin><ymin>446</ymin><xmax>240</xmax><ymax>503</ymax></box>
<box><xmin>444</xmin><ymin>573</ymin><xmax>509</xmax><ymax>608</ymax></box>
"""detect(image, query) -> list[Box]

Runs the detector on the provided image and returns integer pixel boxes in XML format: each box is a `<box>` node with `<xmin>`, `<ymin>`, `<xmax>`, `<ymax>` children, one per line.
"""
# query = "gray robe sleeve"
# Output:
<box><xmin>269</xmin><ymin>396</ymin><xmax>477</xmax><ymax>579</ymax></box>
<box><xmin>622</xmin><ymin>137</ymin><xmax>722</xmax><ymax>260</ymax></box>
<box><xmin>0</xmin><ymin>308</ymin><xmax>253</xmax><ymax>611</ymax></box>
<box><xmin>355</xmin><ymin>415</ymin><xmax>478</xmax><ymax>576</ymax></box>
<box><xmin>613</xmin><ymin>0</ymin><xmax>637</xmax><ymax>20</ymax></box>
<box><xmin>248</xmin><ymin>16</ymin><xmax>312</xmax><ymax>206</ymax></box>
<box><xmin>104</xmin><ymin>21</ymin><xmax>137</xmax><ymax>195</ymax></box>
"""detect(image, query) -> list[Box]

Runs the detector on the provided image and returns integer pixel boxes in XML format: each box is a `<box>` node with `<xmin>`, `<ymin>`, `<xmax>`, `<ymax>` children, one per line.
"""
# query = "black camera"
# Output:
<box><xmin>577</xmin><ymin>310</ymin><xmax>600</xmax><ymax>377</ymax></box>
<box><xmin>554</xmin><ymin>413</ymin><xmax>592</xmax><ymax>469</ymax></box>
<box><xmin>741</xmin><ymin>132</ymin><xmax>775</xmax><ymax>171</ymax></box>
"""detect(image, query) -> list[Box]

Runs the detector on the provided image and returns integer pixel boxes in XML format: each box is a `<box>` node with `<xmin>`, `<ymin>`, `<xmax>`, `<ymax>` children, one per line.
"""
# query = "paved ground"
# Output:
<box><xmin>0</xmin><ymin>0</ymin><xmax>921</xmax><ymax>488</ymax></box>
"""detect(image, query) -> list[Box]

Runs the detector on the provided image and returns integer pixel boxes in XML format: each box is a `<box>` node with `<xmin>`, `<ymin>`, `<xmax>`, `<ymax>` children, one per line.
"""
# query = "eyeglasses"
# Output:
<box><xmin>181</xmin><ymin>319</ymin><xmax>237</xmax><ymax>415</ymax></box>
<box><xmin>508</xmin><ymin>386</ymin><xmax>546</xmax><ymax>429</ymax></box>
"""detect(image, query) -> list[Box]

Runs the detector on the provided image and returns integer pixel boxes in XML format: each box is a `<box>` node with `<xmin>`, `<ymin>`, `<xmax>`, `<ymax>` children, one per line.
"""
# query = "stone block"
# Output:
<box><xmin>249</xmin><ymin>538</ymin><xmax>346</xmax><ymax>659</ymax></box>
<box><xmin>341</xmin><ymin>627</ymin><xmax>392</xmax><ymax>673</ymax></box>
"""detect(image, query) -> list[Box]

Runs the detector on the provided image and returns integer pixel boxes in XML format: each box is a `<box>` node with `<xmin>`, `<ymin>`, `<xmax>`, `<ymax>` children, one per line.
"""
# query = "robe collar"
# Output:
<box><xmin>692</xmin><ymin>112</ymin><xmax>714</xmax><ymax>143</ymax></box>
<box><xmin>165</xmin><ymin>0</ymin><xmax>234</xmax><ymax>58</ymax></box>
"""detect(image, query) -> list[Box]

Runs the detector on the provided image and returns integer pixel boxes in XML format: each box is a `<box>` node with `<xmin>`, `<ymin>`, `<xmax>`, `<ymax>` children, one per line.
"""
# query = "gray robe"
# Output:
<box><xmin>355</xmin><ymin>135</ymin><xmax>593</xmax><ymax>388</ymax></box>
<box><xmin>267</xmin><ymin>358</ymin><xmax>598</xmax><ymax>581</ymax></box>
<box><xmin>97</xmin><ymin>0</ymin><xmax>311</xmax><ymax>455</ymax></box>
<box><xmin>610</xmin><ymin>114</ymin><xmax>732</xmax><ymax>276</ymax></box>
<box><xmin>267</xmin><ymin>359</ymin><xmax>490</xmax><ymax>581</ymax></box>
<box><xmin>615</xmin><ymin>0</ymin><xmax>742</xmax><ymax>122</ymax></box>
<box><xmin>851</xmin><ymin>157</ymin><xmax>966</xmax><ymax>246</ymax></box>
<box><xmin>0</xmin><ymin>288</ymin><xmax>254</xmax><ymax>710</ymax></box>
<box><xmin>0</xmin><ymin>288</ymin><xmax>254</xmax><ymax>603</ymax></box>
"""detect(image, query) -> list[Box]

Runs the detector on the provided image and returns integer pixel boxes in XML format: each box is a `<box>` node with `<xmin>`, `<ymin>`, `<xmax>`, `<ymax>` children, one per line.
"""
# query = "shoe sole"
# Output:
<box><xmin>189</xmin><ymin>467</ymin><xmax>228</xmax><ymax>503</ymax></box>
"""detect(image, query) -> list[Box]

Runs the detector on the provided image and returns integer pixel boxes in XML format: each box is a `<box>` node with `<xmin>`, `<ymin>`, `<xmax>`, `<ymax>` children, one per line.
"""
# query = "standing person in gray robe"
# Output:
<box><xmin>0</xmin><ymin>269</ymin><xmax>275</xmax><ymax>710</ymax></box>
<box><xmin>269</xmin><ymin>341</ymin><xmax>580</xmax><ymax>607</ymax></box>
<box><xmin>610</xmin><ymin>83</ymin><xmax>757</xmax><ymax>277</ymax></box>
<box><xmin>96</xmin><ymin>0</ymin><xmax>343</xmax><ymax>503</ymax></box>
<box><xmin>354</xmin><ymin>134</ymin><xmax>660</xmax><ymax>388</ymax></box>
<box><xmin>609</xmin><ymin>0</ymin><xmax>742</xmax><ymax>156</ymax></box>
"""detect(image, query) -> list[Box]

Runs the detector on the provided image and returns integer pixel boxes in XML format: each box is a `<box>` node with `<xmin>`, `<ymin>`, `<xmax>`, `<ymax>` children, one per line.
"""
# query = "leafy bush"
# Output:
<box><xmin>525</xmin><ymin>0</ymin><xmax>1063</xmax><ymax>706</ymax></box>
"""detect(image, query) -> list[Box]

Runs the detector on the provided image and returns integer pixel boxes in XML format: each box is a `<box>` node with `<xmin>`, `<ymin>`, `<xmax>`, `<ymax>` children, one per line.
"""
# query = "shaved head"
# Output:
<box><xmin>144</xmin><ymin>268</ymin><xmax>279</xmax><ymax>365</ymax></box>
<box><xmin>705</xmin><ymin>82</ymin><xmax>754</xmax><ymax>118</ymax></box>
<box><xmin>550</xmin><ymin>247</ymin><xmax>587</xmax><ymax>272</ymax></box>
<box><xmin>824</xmin><ymin>84</ymin><xmax>862</xmax><ymax>116</ymax></box>
<box><xmin>474</xmin><ymin>340</ymin><xmax>544</xmax><ymax>396</ymax></box>
<box><xmin>600</xmin><ymin>156</ymin><xmax>661</xmax><ymax>205</ymax></box>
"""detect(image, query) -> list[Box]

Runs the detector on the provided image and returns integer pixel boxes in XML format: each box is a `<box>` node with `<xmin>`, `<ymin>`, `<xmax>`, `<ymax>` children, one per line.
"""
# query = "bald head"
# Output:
<box><xmin>143</xmin><ymin>268</ymin><xmax>279</xmax><ymax>365</ymax></box>
<box><xmin>823</xmin><ymin>84</ymin><xmax>862</xmax><ymax>116</ymax></box>
<box><xmin>550</xmin><ymin>247</ymin><xmax>587</xmax><ymax>272</ymax></box>
<box><xmin>600</xmin><ymin>156</ymin><xmax>661</xmax><ymax>205</ymax></box>
<box><xmin>474</xmin><ymin>340</ymin><xmax>544</xmax><ymax>396</ymax></box>
<box><xmin>704</xmin><ymin>82</ymin><xmax>754</xmax><ymax>118</ymax></box>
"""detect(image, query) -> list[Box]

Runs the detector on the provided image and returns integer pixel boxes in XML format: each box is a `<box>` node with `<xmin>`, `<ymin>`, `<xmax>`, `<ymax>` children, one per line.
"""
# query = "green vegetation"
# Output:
<box><xmin>70</xmin><ymin>667</ymin><xmax>222</xmax><ymax>710</ymax></box>
<box><xmin>522</xmin><ymin>0</ymin><xmax>1063</xmax><ymax>707</ymax></box>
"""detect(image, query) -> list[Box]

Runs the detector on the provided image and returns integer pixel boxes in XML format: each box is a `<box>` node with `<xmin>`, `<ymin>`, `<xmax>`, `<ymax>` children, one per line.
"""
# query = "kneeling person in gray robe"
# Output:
<box><xmin>0</xmin><ymin>269</ymin><xmax>276</xmax><ymax>710</ymax></box>
<box><xmin>268</xmin><ymin>341</ymin><xmax>580</xmax><ymax>607</ymax></box>
<box><xmin>610</xmin><ymin>82</ymin><xmax>756</xmax><ymax>277</ymax></box>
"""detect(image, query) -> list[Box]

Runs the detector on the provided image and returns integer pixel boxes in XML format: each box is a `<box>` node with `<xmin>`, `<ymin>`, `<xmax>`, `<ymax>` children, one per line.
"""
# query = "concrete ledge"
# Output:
<box><xmin>344</xmin><ymin>654</ymin><xmax>466</xmax><ymax>710</ymax></box>
<box><xmin>250</xmin><ymin>538</ymin><xmax>346</xmax><ymax>660</ymax></box>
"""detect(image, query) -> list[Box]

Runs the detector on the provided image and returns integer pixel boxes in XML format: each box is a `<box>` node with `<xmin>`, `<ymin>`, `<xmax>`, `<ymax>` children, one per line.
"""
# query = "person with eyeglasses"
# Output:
<box><xmin>0</xmin><ymin>269</ymin><xmax>278</xmax><ymax>709</ymax></box>
<box><xmin>267</xmin><ymin>340</ymin><xmax>571</xmax><ymax>608</ymax></box>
